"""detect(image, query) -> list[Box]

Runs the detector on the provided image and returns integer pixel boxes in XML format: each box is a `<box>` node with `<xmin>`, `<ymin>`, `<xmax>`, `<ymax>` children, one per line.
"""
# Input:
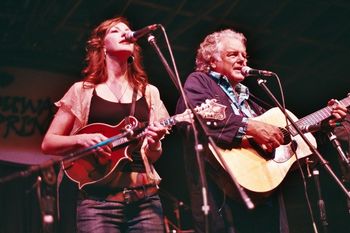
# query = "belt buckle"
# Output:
<box><xmin>123</xmin><ymin>188</ymin><xmax>133</xmax><ymax>204</ymax></box>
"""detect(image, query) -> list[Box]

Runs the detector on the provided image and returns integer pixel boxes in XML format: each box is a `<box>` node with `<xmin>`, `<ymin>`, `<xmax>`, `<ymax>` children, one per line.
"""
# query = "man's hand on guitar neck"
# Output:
<box><xmin>327</xmin><ymin>99</ymin><xmax>347</xmax><ymax>127</ymax></box>
<box><xmin>246</xmin><ymin>119</ymin><xmax>285</xmax><ymax>152</ymax></box>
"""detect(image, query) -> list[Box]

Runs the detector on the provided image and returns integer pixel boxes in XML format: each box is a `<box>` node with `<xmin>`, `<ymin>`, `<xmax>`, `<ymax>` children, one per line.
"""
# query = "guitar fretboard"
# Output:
<box><xmin>111</xmin><ymin>137</ymin><xmax>130</xmax><ymax>147</ymax></box>
<box><xmin>289</xmin><ymin>95</ymin><xmax>350</xmax><ymax>135</ymax></box>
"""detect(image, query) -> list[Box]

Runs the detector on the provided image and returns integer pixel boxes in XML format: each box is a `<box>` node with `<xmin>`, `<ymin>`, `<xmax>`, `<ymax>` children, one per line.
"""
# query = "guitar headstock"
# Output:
<box><xmin>164</xmin><ymin>99</ymin><xmax>227</xmax><ymax>126</ymax></box>
<box><xmin>195</xmin><ymin>99</ymin><xmax>226</xmax><ymax>121</ymax></box>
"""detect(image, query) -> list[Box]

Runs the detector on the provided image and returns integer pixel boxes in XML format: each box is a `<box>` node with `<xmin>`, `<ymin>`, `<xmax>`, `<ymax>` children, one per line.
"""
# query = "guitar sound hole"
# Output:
<box><xmin>279</xmin><ymin>127</ymin><xmax>292</xmax><ymax>145</ymax></box>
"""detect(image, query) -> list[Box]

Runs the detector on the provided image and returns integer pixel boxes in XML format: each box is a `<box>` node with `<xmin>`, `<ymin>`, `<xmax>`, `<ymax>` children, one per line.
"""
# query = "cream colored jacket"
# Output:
<box><xmin>56</xmin><ymin>81</ymin><xmax>170</xmax><ymax>183</ymax></box>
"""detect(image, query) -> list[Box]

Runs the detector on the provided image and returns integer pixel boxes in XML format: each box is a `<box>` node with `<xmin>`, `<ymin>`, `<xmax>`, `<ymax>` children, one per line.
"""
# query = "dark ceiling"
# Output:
<box><xmin>1</xmin><ymin>0</ymin><xmax>349</xmax><ymax>115</ymax></box>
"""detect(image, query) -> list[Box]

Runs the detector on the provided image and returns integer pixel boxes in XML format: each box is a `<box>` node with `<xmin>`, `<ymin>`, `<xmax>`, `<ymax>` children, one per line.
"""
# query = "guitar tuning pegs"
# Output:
<box><xmin>206</xmin><ymin>121</ymin><xmax>218</xmax><ymax>127</ymax></box>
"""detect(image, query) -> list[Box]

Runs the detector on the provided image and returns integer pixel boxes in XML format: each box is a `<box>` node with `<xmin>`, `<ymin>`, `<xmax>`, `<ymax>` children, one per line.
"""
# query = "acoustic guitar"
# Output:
<box><xmin>209</xmin><ymin>95</ymin><xmax>350</xmax><ymax>196</ymax></box>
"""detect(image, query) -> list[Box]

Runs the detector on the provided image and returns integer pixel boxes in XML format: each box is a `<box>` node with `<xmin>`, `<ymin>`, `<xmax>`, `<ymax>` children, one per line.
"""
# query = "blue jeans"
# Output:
<box><xmin>76</xmin><ymin>194</ymin><xmax>164</xmax><ymax>233</ymax></box>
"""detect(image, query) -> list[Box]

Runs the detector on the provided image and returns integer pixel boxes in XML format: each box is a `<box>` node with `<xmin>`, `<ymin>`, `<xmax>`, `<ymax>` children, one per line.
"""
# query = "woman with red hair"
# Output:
<box><xmin>42</xmin><ymin>16</ymin><xmax>169</xmax><ymax>233</ymax></box>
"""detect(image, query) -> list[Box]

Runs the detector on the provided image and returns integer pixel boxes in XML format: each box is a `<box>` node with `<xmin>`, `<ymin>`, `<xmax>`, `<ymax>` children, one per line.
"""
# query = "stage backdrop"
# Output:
<box><xmin>0</xmin><ymin>66</ymin><xmax>76</xmax><ymax>165</ymax></box>
<box><xmin>0</xmin><ymin>66</ymin><xmax>77</xmax><ymax>233</ymax></box>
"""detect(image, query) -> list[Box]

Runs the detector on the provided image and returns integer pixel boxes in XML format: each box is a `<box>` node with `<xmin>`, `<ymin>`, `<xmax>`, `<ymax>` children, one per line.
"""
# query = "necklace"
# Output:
<box><xmin>106</xmin><ymin>82</ymin><xmax>129</xmax><ymax>103</ymax></box>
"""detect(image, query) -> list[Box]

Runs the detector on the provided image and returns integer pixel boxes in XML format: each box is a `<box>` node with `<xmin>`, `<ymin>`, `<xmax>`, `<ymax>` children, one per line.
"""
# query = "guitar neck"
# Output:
<box><xmin>128</xmin><ymin>98</ymin><xmax>224</xmax><ymax>140</ymax></box>
<box><xmin>291</xmin><ymin>95</ymin><xmax>350</xmax><ymax>135</ymax></box>
<box><xmin>134</xmin><ymin>115</ymin><xmax>182</xmax><ymax>139</ymax></box>
<box><xmin>107</xmin><ymin>116</ymin><xmax>178</xmax><ymax>149</ymax></box>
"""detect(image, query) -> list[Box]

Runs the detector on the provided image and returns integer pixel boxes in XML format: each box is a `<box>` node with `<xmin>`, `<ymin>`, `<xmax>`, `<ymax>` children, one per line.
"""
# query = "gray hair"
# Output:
<box><xmin>195</xmin><ymin>29</ymin><xmax>246</xmax><ymax>73</ymax></box>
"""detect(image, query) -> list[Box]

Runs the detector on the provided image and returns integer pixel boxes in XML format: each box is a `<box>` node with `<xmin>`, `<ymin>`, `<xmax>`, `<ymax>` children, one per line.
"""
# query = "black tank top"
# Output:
<box><xmin>88</xmin><ymin>90</ymin><xmax>149</xmax><ymax>172</ymax></box>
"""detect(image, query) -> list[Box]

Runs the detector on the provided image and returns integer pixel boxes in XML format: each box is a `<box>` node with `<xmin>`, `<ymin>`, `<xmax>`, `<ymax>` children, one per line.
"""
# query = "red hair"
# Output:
<box><xmin>82</xmin><ymin>16</ymin><xmax>148</xmax><ymax>93</ymax></box>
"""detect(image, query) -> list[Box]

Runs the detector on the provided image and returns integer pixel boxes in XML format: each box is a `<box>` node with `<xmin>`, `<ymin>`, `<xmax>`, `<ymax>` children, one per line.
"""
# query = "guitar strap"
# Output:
<box><xmin>125</xmin><ymin>87</ymin><xmax>138</xmax><ymax>125</ymax></box>
<box><xmin>130</xmin><ymin>87</ymin><xmax>138</xmax><ymax>117</ymax></box>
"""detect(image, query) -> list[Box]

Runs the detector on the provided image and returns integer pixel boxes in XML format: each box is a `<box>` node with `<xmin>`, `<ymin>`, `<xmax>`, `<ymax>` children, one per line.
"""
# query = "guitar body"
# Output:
<box><xmin>209</xmin><ymin>107</ymin><xmax>317</xmax><ymax>196</ymax></box>
<box><xmin>62</xmin><ymin>117</ymin><xmax>139</xmax><ymax>189</ymax></box>
<box><xmin>60</xmin><ymin>99</ymin><xmax>229</xmax><ymax>189</ymax></box>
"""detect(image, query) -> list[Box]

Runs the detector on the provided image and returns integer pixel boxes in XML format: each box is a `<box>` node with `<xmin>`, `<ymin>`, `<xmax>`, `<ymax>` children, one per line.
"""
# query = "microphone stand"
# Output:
<box><xmin>147</xmin><ymin>30</ymin><xmax>254</xmax><ymax>231</ymax></box>
<box><xmin>146</xmin><ymin>33</ymin><xmax>209</xmax><ymax>232</ymax></box>
<box><xmin>0</xmin><ymin>124</ymin><xmax>138</xmax><ymax>233</ymax></box>
<box><xmin>312</xmin><ymin>168</ymin><xmax>328</xmax><ymax>233</ymax></box>
<box><xmin>256</xmin><ymin>77</ymin><xmax>350</xmax><ymax>199</ymax></box>
<box><xmin>327</xmin><ymin>131</ymin><xmax>350</xmax><ymax>215</ymax></box>
<box><xmin>0</xmin><ymin>129</ymin><xmax>134</xmax><ymax>185</ymax></box>
<box><xmin>256</xmin><ymin>77</ymin><xmax>350</xmax><ymax>233</ymax></box>
<box><xmin>327</xmin><ymin>132</ymin><xmax>350</xmax><ymax>167</ymax></box>
<box><xmin>159</xmin><ymin>188</ymin><xmax>191</xmax><ymax>231</ymax></box>
<box><xmin>38</xmin><ymin>166</ymin><xmax>57</xmax><ymax>233</ymax></box>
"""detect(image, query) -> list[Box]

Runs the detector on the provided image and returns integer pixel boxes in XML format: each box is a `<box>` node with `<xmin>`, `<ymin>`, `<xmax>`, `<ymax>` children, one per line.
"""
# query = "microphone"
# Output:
<box><xmin>241</xmin><ymin>66</ymin><xmax>275</xmax><ymax>77</ymax></box>
<box><xmin>124</xmin><ymin>24</ymin><xmax>159</xmax><ymax>42</ymax></box>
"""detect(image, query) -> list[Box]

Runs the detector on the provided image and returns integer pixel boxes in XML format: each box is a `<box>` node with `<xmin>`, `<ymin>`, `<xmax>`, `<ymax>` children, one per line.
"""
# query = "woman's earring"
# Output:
<box><xmin>127</xmin><ymin>55</ymin><xmax>134</xmax><ymax>64</ymax></box>
<box><xmin>103</xmin><ymin>48</ymin><xmax>107</xmax><ymax>58</ymax></box>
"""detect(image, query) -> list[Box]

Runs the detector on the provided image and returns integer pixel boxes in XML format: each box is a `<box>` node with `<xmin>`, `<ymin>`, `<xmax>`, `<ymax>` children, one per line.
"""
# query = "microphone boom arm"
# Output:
<box><xmin>256</xmin><ymin>77</ymin><xmax>350</xmax><ymax>200</ymax></box>
<box><xmin>147</xmin><ymin>28</ymin><xmax>254</xmax><ymax>215</ymax></box>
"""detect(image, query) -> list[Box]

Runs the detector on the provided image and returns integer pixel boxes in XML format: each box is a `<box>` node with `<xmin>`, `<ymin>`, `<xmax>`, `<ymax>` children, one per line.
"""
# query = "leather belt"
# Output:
<box><xmin>80</xmin><ymin>184</ymin><xmax>159</xmax><ymax>204</ymax></box>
